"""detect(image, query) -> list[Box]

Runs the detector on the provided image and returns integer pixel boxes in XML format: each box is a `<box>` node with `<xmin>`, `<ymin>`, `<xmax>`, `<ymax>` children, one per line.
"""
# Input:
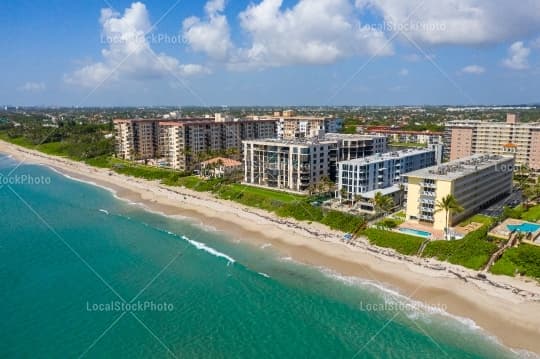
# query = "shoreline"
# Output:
<box><xmin>2</xmin><ymin>141</ymin><xmax>540</xmax><ymax>355</ymax></box>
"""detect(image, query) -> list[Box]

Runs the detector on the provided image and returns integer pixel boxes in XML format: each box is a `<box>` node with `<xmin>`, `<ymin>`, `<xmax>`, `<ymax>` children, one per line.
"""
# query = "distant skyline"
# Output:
<box><xmin>2</xmin><ymin>0</ymin><xmax>540</xmax><ymax>106</ymax></box>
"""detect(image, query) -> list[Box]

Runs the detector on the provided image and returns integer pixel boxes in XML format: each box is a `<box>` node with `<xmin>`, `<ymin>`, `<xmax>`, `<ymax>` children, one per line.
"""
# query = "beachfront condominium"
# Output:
<box><xmin>247</xmin><ymin>111</ymin><xmax>343</xmax><ymax>140</ymax></box>
<box><xmin>243</xmin><ymin>134</ymin><xmax>387</xmax><ymax>192</ymax></box>
<box><xmin>114</xmin><ymin>116</ymin><xmax>276</xmax><ymax>171</ymax></box>
<box><xmin>337</xmin><ymin>148</ymin><xmax>436</xmax><ymax>203</ymax></box>
<box><xmin>405</xmin><ymin>154</ymin><xmax>514</xmax><ymax>231</ymax></box>
<box><xmin>444</xmin><ymin>113</ymin><xmax>540</xmax><ymax>170</ymax></box>
<box><xmin>366</xmin><ymin>126</ymin><xmax>444</xmax><ymax>145</ymax></box>
<box><xmin>114</xmin><ymin>119</ymin><xmax>158</xmax><ymax>160</ymax></box>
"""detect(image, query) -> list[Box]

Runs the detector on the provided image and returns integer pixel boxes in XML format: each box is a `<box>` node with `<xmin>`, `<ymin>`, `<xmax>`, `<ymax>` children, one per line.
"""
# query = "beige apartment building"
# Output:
<box><xmin>114</xmin><ymin>117</ymin><xmax>276</xmax><ymax>171</ymax></box>
<box><xmin>114</xmin><ymin>119</ymin><xmax>158</xmax><ymax>160</ymax></box>
<box><xmin>445</xmin><ymin>113</ymin><xmax>540</xmax><ymax>170</ymax></box>
<box><xmin>247</xmin><ymin>111</ymin><xmax>343</xmax><ymax>140</ymax></box>
<box><xmin>405</xmin><ymin>154</ymin><xmax>514</xmax><ymax>231</ymax></box>
<box><xmin>243</xmin><ymin>134</ymin><xmax>387</xmax><ymax>192</ymax></box>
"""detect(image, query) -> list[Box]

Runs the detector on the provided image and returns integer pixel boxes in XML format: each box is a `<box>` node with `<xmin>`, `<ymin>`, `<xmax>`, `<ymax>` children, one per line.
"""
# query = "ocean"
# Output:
<box><xmin>0</xmin><ymin>154</ymin><xmax>531</xmax><ymax>358</ymax></box>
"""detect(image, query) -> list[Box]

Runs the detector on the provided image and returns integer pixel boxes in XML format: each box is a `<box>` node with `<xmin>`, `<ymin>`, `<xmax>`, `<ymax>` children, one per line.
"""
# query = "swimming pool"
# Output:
<box><xmin>507</xmin><ymin>222</ymin><xmax>540</xmax><ymax>233</ymax></box>
<box><xmin>398</xmin><ymin>227</ymin><xmax>432</xmax><ymax>238</ymax></box>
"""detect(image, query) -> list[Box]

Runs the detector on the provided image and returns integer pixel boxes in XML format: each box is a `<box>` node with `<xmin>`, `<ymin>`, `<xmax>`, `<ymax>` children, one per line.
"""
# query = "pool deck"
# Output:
<box><xmin>397</xmin><ymin>221</ymin><xmax>444</xmax><ymax>240</ymax></box>
<box><xmin>398</xmin><ymin>219</ymin><xmax>486</xmax><ymax>241</ymax></box>
<box><xmin>490</xmin><ymin>218</ymin><xmax>540</xmax><ymax>244</ymax></box>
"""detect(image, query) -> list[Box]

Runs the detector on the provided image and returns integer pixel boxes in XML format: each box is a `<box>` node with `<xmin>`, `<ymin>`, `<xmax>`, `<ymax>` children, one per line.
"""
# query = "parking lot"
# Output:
<box><xmin>481</xmin><ymin>188</ymin><xmax>522</xmax><ymax>218</ymax></box>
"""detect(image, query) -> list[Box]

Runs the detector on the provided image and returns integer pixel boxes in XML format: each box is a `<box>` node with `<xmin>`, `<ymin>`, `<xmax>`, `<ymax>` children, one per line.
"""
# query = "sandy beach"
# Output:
<box><xmin>2</xmin><ymin>140</ymin><xmax>540</xmax><ymax>355</ymax></box>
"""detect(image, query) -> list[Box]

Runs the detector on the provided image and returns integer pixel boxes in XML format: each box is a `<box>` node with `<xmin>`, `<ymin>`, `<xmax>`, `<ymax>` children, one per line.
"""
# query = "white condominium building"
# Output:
<box><xmin>337</xmin><ymin>148</ymin><xmax>436</xmax><ymax>201</ymax></box>
<box><xmin>243</xmin><ymin>134</ymin><xmax>387</xmax><ymax>192</ymax></box>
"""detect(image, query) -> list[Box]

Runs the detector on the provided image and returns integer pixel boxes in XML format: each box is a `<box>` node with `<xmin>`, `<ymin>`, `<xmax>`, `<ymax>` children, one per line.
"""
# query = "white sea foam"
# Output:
<box><xmin>260</xmin><ymin>243</ymin><xmax>272</xmax><ymax>249</ymax></box>
<box><xmin>258</xmin><ymin>272</ymin><xmax>270</xmax><ymax>278</ymax></box>
<box><xmin>46</xmin><ymin>166</ymin><xmax>120</xmax><ymax>196</ymax></box>
<box><xmin>181</xmin><ymin>235</ymin><xmax>235</xmax><ymax>264</ymax></box>
<box><xmin>318</xmin><ymin>267</ymin><xmax>484</xmax><ymax>331</ymax></box>
<box><xmin>99</xmin><ymin>209</ymin><xmax>109</xmax><ymax>215</ymax></box>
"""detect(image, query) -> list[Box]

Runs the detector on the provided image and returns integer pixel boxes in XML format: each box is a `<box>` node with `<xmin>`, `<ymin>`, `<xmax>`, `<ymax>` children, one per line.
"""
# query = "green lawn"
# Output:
<box><xmin>363</xmin><ymin>228</ymin><xmax>424</xmax><ymax>255</ymax></box>
<box><xmin>521</xmin><ymin>205</ymin><xmax>540</xmax><ymax>222</ymax></box>
<box><xmin>490</xmin><ymin>244</ymin><xmax>540</xmax><ymax>279</ymax></box>
<box><xmin>459</xmin><ymin>214</ymin><xmax>495</xmax><ymax>227</ymax></box>
<box><xmin>422</xmin><ymin>216</ymin><xmax>498</xmax><ymax>270</ymax></box>
<box><xmin>226</xmin><ymin>183</ymin><xmax>305</xmax><ymax>203</ymax></box>
<box><xmin>504</xmin><ymin>204</ymin><xmax>540</xmax><ymax>223</ymax></box>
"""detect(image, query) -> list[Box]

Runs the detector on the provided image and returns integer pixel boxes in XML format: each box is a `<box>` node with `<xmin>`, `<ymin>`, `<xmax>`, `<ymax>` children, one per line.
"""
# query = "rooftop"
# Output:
<box><xmin>361</xmin><ymin>185</ymin><xmax>402</xmax><ymax>199</ymax></box>
<box><xmin>323</xmin><ymin>133</ymin><xmax>386</xmax><ymax>140</ymax></box>
<box><xmin>405</xmin><ymin>154</ymin><xmax>514</xmax><ymax>181</ymax></box>
<box><xmin>242</xmin><ymin>137</ymin><xmax>337</xmax><ymax>146</ymax></box>
<box><xmin>447</xmin><ymin>119</ymin><xmax>540</xmax><ymax>128</ymax></box>
<box><xmin>243</xmin><ymin>133</ymin><xmax>384</xmax><ymax>146</ymax></box>
<box><xmin>201</xmin><ymin>157</ymin><xmax>242</xmax><ymax>167</ymax></box>
<box><xmin>339</xmin><ymin>148</ymin><xmax>434</xmax><ymax>166</ymax></box>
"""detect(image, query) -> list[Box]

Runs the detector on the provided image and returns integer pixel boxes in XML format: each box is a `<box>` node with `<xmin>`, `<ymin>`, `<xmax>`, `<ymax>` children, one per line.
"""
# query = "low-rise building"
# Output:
<box><xmin>200</xmin><ymin>157</ymin><xmax>242</xmax><ymax>178</ymax></box>
<box><xmin>405</xmin><ymin>154</ymin><xmax>514</xmax><ymax>231</ymax></box>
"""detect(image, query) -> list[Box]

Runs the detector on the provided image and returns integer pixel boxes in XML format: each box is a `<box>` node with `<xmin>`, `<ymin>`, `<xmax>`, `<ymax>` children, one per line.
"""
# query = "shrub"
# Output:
<box><xmin>491</xmin><ymin>244</ymin><xmax>540</xmax><ymax>279</ymax></box>
<box><xmin>363</xmin><ymin>228</ymin><xmax>424</xmax><ymax>255</ymax></box>
<box><xmin>422</xmin><ymin>226</ymin><xmax>498</xmax><ymax>270</ymax></box>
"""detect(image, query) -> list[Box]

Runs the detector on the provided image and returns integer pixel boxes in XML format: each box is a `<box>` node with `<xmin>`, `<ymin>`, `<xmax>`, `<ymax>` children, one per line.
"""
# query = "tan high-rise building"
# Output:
<box><xmin>405</xmin><ymin>154</ymin><xmax>514</xmax><ymax>231</ymax></box>
<box><xmin>245</xmin><ymin>113</ymin><xmax>344</xmax><ymax>140</ymax></box>
<box><xmin>445</xmin><ymin>113</ymin><xmax>540</xmax><ymax>169</ymax></box>
<box><xmin>114</xmin><ymin>119</ymin><xmax>158</xmax><ymax>160</ymax></box>
<box><xmin>114</xmin><ymin>117</ymin><xmax>277</xmax><ymax>171</ymax></box>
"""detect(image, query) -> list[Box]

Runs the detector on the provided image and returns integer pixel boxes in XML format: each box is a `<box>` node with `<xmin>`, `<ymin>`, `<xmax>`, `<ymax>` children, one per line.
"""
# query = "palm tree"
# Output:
<box><xmin>523</xmin><ymin>184</ymin><xmax>536</xmax><ymax>209</ymax></box>
<box><xmin>339</xmin><ymin>187</ymin><xmax>349</xmax><ymax>204</ymax></box>
<box><xmin>435</xmin><ymin>194</ymin><xmax>464</xmax><ymax>240</ymax></box>
<box><xmin>371</xmin><ymin>192</ymin><xmax>394</xmax><ymax>217</ymax></box>
<box><xmin>353</xmin><ymin>194</ymin><xmax>362</xmax><ymax>208</ymax></box>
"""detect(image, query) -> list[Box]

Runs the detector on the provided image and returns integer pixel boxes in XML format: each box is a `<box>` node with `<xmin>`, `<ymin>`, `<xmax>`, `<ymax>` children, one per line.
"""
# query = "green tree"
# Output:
<box><xmin>371</xmin><ymin>192</ymin><xmax>394</xmax><ymax>216</ymax></box>
<box><xmin>340</xmin><ymin>186</ymin><xmax>349</xmax><ymax>204</ymax></box>
<box><xmin>435</xmin><ymin>194</ymin><xmax>464</xmax><ymax>240</ymax></box>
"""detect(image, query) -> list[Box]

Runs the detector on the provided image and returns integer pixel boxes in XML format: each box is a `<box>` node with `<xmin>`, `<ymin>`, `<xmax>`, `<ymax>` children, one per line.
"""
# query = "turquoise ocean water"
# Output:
<box><xmin>0</xmin><ymin>154</ymin><xmax>533</xmax><ymax>358</ymax></box>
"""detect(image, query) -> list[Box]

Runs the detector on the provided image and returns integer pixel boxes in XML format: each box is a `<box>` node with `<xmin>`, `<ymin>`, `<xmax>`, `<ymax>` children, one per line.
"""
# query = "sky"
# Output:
<box><xmin>1</xmin><ymin>0</ymin><xmax>540</xmax><ymax>107</ymax></box>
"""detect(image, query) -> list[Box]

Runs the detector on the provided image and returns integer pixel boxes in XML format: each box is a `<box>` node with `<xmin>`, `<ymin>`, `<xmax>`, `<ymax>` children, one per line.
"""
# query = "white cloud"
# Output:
<box><xmin>531</xmin><ymin>36</ymin><xmax>540</xmax><ymax>49</ymax></box>
<box><xmin>18</xmin><ymin>82</ymin><xmax>46</xmax><ymax>92</ymax></box>
<box><xmin>66</xmin><ymin>2</ymin><xmax>208</xmax><ymax>87</ymax></box>
<box><xmin>398</xmin><ymin>68</ymin><xmax>409</xmax><ymax>76</ymax></box>
<box><xmin>460</xmin><ymin>65</ymin><xmax>485</xmax><ymax>74</ymax></box>
<box><xmin>182</xmin><ymin>0</ymin><xmax>232</xmax><ymax>60</ymax></box>
<box><xmin>205</xmin><ymin>0</ymin><xmax>226</xmax><ymax>14</ymax></box>
<box><xmin>357</xmin><ymin>0</ymin><xmax>540</xmax><ymax>46</ymax></box>
<box><xmin>502</xmin><ymin>41</ymin><xmax>530</xmax><ymax>70</ymax></box>
<box><xmin>230</xmin><ymin>0</ymin><xmax>392</xmax><ymax>69</ymax></box>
